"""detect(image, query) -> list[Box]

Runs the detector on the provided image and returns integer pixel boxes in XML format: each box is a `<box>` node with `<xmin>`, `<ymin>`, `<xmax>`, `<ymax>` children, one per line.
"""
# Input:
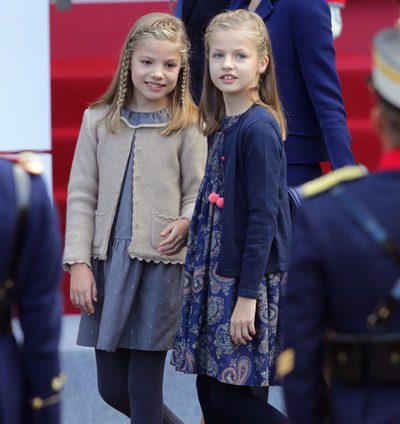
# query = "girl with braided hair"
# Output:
<box><xmin>63</xmin><ymin>12</ymin><xmax>206</xmax><ymax>424</ymax></box>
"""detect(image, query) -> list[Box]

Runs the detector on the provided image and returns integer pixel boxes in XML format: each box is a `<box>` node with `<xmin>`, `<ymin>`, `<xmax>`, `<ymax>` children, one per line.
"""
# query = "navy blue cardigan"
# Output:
<box><xmin>216</xmin><ymin>105</ymin><xmax>291</xmax><ymax>298</ymax></box>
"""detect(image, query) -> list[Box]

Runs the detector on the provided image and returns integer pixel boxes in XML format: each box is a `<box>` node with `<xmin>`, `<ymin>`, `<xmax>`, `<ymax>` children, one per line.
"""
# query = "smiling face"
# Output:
<box><xmin>129</xmin><ymin>38</ymin><xmax>182</xmax><ymax>111</ymax></box>
<box><xmin>208</xmin><ymin>29</ymin><xmax>268</xmax><ymax>110</ymax></box>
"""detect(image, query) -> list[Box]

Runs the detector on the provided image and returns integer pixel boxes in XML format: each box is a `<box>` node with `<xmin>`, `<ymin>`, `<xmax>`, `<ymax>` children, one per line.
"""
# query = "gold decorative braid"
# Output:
<box><xmin>300</xmin><ymin>165</ymin><xmax>367</xmax><ymax>198</ymax></box>
<box><xmin>374</xmin><ymin>51</ymin><xmax>400</xmax><ymax>83</ymax></box>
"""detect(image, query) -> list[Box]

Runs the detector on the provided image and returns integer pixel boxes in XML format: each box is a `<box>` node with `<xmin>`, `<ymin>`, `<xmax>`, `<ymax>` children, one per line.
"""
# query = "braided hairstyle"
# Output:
<box><xmin>92</xmin><ymin>13</ymin><xmax>198</xmax><ymax>134</ymax></box>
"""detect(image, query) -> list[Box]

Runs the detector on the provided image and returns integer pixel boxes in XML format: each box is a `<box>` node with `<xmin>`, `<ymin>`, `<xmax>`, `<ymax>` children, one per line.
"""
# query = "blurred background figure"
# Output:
<box><xmin>280</xmin><ymin>24</ymin><xmax>400</xmax><ymax>424</ymax></box>
<box><xmin>0</xmin><ymin>154</ymin><xmax>63</xmax><ymax>424</ymax></box>
<box><xmin>179</xmin><ymin>0</ymin><xmax>355</xmax><ymax>185</ymax></box>
<box><xmin>230</xmin><ymin>0</ymin><xmax>356</xmax><ymax>185</ymax></box>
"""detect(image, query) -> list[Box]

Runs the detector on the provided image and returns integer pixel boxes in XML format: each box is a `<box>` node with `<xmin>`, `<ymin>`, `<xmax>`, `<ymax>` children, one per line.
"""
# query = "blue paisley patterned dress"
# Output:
<box><xmin>171</xmin><ymin>114</ymin><xmax>285</xmax><ymax>387</ymax></box>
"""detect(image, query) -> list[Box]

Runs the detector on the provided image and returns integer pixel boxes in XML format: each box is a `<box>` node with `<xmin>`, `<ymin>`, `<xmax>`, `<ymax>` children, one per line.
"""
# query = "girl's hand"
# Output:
<box><xmin>70</xmin><ymin>263</ymin><xmax>97</xmax><ymax>315</ymax></box>
<box><xmin>158</xmin><ymin>218</ymin><xmax>190</xmax><ymax>256</ymax></box>
<box><xmin>230</xmin><ymin>296</ymin><xmax>257</xmax><ymax>345</ymax></box>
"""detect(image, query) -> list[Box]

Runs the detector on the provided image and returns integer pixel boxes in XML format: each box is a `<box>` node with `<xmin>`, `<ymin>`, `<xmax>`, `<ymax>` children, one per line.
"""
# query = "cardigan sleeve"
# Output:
<box><xmin>238</xmin><ymin>120</ymin><xmax>282</xmax><ymax>298</ymax></box>
<box><xmin>179</xmin><ymin>126</ymin><xmax>207</xmax><ymax>220</ymax></box>
<box><xmin>291</xmin><ymin>0</ymin><xmax>355</xmax><ymax>169</ymax></box>
<box><xmin>62</xmin><ymin>108</ymin><xmax>99</xmax><ymax>269</ymax></box>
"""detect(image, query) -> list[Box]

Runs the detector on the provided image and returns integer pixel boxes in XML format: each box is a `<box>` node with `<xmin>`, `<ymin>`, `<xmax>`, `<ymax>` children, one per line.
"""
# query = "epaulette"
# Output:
<box><xmin>299</xmin><ymin>164</ymin><xmax>368</xmax><ymax>199</ymax></box>
<box><xmin>17</xmin><ymin>151</ymin><xmax>44</xmax><ymax>175</ymax></box>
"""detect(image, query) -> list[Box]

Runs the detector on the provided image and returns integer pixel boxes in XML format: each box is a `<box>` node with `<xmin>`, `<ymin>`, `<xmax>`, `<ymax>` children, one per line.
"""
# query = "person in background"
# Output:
<box><xmin>62</xmin><ymin>13</ymin><xmax>206</xmax><ymax>424</ymax></box>
<box><xmin>0</xmin><ymin>153</ymin><xmax>63</xmax><ymax>424</ymax></box>
<box><xmin>179</xmin><ymin>0</ymin><xmax>231</xmax><ymax>103</ymax></box>
<box><xmin>279</xmin><ymin>25</ymin><xmax>400</xmax><ymax>424</ymax></box>
<box><xmin>172</xmin><ymin>10</ymin><xmax>290</xmax><ymax>423</ymax></box>
<box><xmin>230</xmin><ymin>0</ymin><xmax>355</xmax><ymax>185</ymax></box>
<box><xmin>180</xmin><ymin>0</ymin><xmax>355</xmax><ymax>185</ymax></box>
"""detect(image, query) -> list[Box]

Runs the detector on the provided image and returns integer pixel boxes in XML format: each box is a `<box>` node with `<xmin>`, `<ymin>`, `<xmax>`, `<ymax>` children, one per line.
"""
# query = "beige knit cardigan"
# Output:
<box><xmin>62</xmin><ymin>105</ymin><xmax>207</xmax><ymax>267</ymax></box>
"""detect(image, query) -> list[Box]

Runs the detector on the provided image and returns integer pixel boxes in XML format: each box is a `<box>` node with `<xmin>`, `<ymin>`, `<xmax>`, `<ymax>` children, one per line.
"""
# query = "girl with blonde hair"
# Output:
<box><xmin>172</xmin><ymin>10</ymin><xmax>289</xmax><ymax>423</ymax></box>
<box><xmin>63</xmin><ymin>12</ymin><xmax>206</xmax><ymax>423</ymax></box>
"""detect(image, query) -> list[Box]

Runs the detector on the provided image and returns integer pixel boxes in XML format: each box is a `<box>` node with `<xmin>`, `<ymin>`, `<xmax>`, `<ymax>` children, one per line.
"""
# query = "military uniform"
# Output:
<box><xmin>0</xmin><ymin>154</ymin><xmax>63</xmax><ymax>424</ymax></box>
<box><xmin>280</xmin><ymin>26</ymin><xmax>400</xmax><ymax>424</ymax></box>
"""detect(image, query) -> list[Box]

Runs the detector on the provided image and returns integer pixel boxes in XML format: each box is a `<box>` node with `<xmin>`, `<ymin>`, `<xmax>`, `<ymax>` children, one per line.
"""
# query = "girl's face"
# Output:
<box><xmin>129</xmin><ymin>39</ymin><xmax>182</xmax><ymax>111</ymax></box>
<box><xmin>208</xmin><ymin>29</ymin><xmax>268</xmax><ymax>102</ymax></box>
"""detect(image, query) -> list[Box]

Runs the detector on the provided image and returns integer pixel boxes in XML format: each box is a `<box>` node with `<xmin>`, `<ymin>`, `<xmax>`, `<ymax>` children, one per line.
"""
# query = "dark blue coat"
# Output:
<box><xmin>216</xmin><ymin>105</ymin><xmax>291</xmax><ymax>298</ymax></box>
<box><xmin>181</xmin><ymin>0</ymin><xmax>230</xmax><ymax>103</ymax></box>
<box><xmin>0</xmin><ymin>158</ymin><xmax>62</xmax><ymax>424</ymax></box>
<box><xmin>229</xmin><ymin>0</ymin><xmax>355</xmax><ymax>174</ymax></box>
<box><xmin>283</xmin><ymin>171</ymin><xmax>400</xmax><ymax>424</ymax></box>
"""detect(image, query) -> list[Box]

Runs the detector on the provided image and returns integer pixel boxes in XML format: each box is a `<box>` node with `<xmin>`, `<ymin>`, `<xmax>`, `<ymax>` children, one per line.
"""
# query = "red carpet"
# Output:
<box><xmin>51</xmin><ymin>1</ymin><xmax>395</xmax><ymax>312</ymax></box>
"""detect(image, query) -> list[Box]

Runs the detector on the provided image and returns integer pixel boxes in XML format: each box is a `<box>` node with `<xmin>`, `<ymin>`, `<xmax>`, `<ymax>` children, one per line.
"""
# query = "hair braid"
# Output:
<box><xmin>180</xmin><ymin>65</ymin><xmax>187</xmax><ymax>107</ymax></box>
<box><xmin>117</xmin><ymin>50</ymin><xmax>131</xmax><ymax>110</ymax></box>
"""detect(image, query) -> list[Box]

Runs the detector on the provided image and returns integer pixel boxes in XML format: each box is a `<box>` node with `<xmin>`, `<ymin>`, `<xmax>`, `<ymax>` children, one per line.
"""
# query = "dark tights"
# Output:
<box><xmin>196</xmin><ymin>375</ymin><xmax>286</xmax><ymax>424</ymax></box>
<box><xmin>95</xmin><ymin>349</ymin><xmax>183</xmax><ymax>424</ymax></box>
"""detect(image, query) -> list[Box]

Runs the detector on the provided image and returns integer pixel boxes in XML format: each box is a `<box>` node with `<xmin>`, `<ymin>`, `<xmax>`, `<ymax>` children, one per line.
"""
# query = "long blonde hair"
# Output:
<box><xmin>91</xmin><ymin>12</ymin><xmax>198</xmax><ymax>135</ymax></box>
<box><xmin>200</xmin><ymin>10</ymin><xmax>286</xmax><ymax>139</ymax></box>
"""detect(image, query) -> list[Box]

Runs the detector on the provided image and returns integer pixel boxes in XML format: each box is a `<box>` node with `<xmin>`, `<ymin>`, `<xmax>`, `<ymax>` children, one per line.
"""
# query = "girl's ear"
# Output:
<box><xmin>258</xmin><ymin>55</ymin><xmax>269</xmax><ymax>74</ymax></box>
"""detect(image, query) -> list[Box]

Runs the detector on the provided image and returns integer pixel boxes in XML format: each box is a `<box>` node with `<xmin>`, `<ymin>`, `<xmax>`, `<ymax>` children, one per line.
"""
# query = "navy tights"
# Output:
<box><xmin>95</xmin><ymin>349</ymin><xmax>182</xmax><ymax>424</ymax></box>
<box><xmin>196</xmin><ymin>375</ymin><xmax>287</xmax><ymax>424</ymax></box>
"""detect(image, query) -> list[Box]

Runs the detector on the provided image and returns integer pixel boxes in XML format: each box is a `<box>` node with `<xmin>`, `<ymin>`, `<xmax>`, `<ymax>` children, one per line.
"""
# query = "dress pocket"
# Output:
<box><xmin>150</xmin><ymin>212</ymin><xmax>179</xmax><ymax>251</ymax></box>
<box><xmin>93</xmin><ymin>210</ymin><xmax>106</xmax><ymax>249</ymax></box>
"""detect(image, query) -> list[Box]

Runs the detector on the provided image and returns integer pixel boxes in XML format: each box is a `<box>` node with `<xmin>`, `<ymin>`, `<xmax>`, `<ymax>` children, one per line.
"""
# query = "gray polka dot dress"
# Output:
<box><xmin>77</xmin><ymin>109</ymin><xmax>184</xmax><ymax>352</ymax></box>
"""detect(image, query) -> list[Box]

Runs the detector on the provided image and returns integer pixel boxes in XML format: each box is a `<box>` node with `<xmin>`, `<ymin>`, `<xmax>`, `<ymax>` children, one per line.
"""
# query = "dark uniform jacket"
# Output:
<box><xmin>0</xmin><ymin>158</ymin><xmax>62</xmax><ymax>424</ymax></box>
<box><xmin>283</xmin><ymin>149</ymin><xmax>400</xmax><ymax>424</ymax></box>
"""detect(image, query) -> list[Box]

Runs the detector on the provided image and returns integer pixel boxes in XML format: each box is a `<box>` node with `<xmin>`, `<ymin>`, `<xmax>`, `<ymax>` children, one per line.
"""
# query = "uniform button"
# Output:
<box><xmin>32</xmin><ymin>397</ymin><xmax>44</xmax><ymax>410</ymax></box>
<box><xmin>5</xmin><ymin>279</ymin><xmax>14</xmax><ymax>289</ymax></box>
<box><xmin>391</xmin><ymin>352</ymin><xmax>400</xmax><ymax>364</ymax></box>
